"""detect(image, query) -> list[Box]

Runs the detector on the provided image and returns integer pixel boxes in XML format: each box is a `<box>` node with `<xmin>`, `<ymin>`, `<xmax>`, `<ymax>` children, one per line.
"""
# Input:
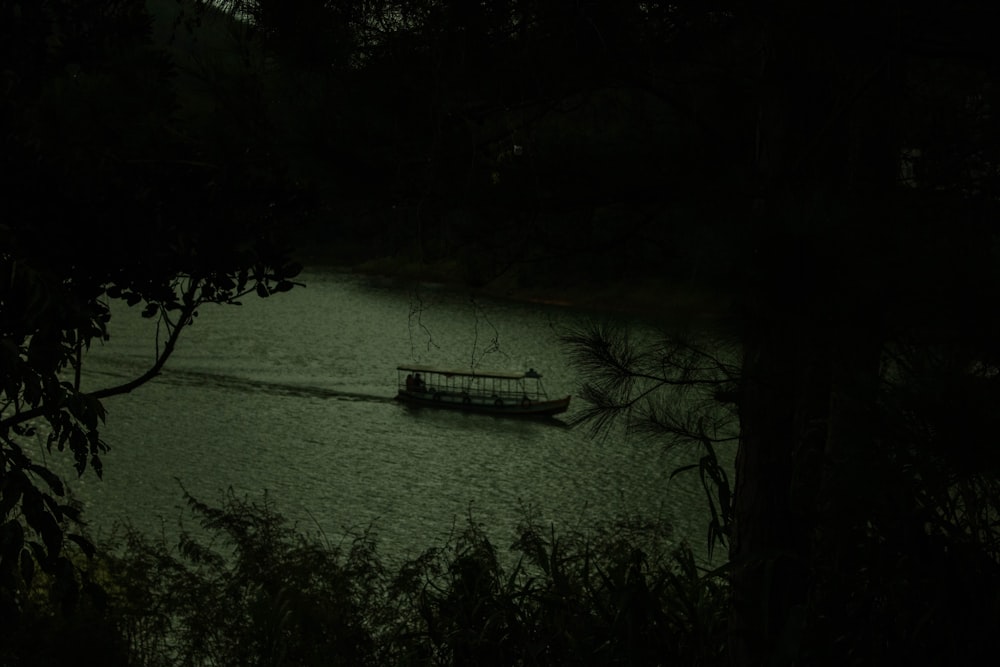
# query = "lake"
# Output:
<box><xmin>45</xmin><ymin>268</ymin><xmax>730</xmax><ymax>565</ymax></box>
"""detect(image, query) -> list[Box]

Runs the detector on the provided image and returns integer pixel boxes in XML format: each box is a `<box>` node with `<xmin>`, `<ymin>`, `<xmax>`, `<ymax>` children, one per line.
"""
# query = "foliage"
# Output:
<box><xmin>193</xmin><ymin>1</ymin><xmax>747</xmax><ymax>280</ymax></box>
<box><xmin>1</xmin><ymin>0</ymin><xmax>302</xmax><ymax>631</ymax></box>
<box><xmin>404</xmin><ymin>511</ymin><xmax>728</xmax><ymax>666</ymax></box>
<box><xmin>563</xmin><ymin>322</ymin><xmax>739</xmax><ymax>558</ymax></box>
<box><xmin>0</xmin><ymin>513</ymin><xmax>130</xmax><ymax>666</ymax></box>
<box><xmin>100</xmin><ymin>490</ymin><xmax>378</xmax><ymax>666</ymax></box>
<box><xmin>565</xmin><ymin>317</ymin><xmax>1000</xmax><ymax>664</ymax></box>
<box><xmin>798</xmin><ymin>341</ymin><xmax>1000</xmax><ymax>665</ymax></box>
<box><xmin>93</xmin><ymin>492</ymin><xmax>728</xmax><ymax>666</ymax></box>
<box><xmin>6</xmin><ymin>1</ymin><xmax>1000</xmax><ymax>665</ymax></box>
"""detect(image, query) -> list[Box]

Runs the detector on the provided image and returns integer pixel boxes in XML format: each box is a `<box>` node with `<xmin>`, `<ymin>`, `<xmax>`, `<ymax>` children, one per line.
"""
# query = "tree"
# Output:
<box><xmin>201</xmin><ymin>1</ymin><xmax>751</xmax><ymax>285</ymax></box>
<box><xmin>729</xmin><ymin>2</ymin><xmax>1000</xmax><ymax>664</ymax></box>
<box><xmin>567</xmin><ymin>2</ymin><xmax>1000</xmax><ymax>665</ymax></box>
<box><xmin>0</xmin><ymin>0</ymin><xmax>302</xmax><ymax>628</ymax></box>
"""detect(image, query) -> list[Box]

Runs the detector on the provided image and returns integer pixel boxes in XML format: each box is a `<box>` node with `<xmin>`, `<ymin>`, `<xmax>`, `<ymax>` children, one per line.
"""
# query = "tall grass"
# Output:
<box><xmin>78</xmin><ymin>490</ymin><xmax>728</xmax><ymax>666</ymax></box>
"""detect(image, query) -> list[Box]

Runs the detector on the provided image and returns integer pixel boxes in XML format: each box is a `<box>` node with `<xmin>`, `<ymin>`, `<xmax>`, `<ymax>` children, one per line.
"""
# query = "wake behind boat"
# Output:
<box><xmin>396</xmin><ymin>365</ymin><xmax>571</xmax><ymax>417</ymax></box>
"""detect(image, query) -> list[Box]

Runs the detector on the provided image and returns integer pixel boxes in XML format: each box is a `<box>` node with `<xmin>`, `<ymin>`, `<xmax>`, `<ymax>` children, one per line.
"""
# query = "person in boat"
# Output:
<box><xmin>414</xmin><ymin>373</ymin><xmax>426</xmax><ymax>392</ymax></box>
<box><xmin>405</xmin><ymin>373</ymin><xmax>415</xmax><ymax>391</ymax></box>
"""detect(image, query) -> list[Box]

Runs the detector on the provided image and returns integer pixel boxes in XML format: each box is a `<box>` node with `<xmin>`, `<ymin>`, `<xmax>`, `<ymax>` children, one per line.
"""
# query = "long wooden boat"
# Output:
<box><xmin>396</xmin><ymin>365</ymin><xmax>571</xmax><ymax>417</ymax></box>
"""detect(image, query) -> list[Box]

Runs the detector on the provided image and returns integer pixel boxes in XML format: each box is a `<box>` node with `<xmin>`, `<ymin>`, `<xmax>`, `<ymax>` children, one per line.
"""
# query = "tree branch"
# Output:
<box><xmin>89</xmin><ymin>279</ymin><xmax>201</xmax><ymax>401</ymax></box>
<box><xmin>0</xmin><ymin>280</ymin><xmax>202</xmax><ymax>431</ymax></box>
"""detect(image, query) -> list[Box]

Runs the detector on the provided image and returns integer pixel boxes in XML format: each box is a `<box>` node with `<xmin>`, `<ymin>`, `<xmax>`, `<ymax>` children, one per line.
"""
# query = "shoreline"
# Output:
<box><xmin>298</xmin><ymin>253</ymin><xmax>735</xmax><ymax>322</ymax></box>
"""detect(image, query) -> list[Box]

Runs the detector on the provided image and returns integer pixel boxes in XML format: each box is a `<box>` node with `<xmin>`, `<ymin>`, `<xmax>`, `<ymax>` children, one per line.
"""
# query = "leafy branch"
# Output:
<box><xmin>562</xmin><ymin>321</ymin><xmax>740</xmax><ymax>555</ymax></box>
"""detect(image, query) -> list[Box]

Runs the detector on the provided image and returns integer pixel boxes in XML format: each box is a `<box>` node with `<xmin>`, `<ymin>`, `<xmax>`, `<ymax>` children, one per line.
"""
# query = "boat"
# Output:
<box><xmin>396</xmin><ymin>365</ymin><xmax>571</xmax><ymax>417</ymax></box>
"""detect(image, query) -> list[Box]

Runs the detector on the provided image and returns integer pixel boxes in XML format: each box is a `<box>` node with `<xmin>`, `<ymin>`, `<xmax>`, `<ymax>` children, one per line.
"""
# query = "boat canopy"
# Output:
<box><xmin>396</xmin><ymin>365</ymin><xmax>541</xmax><ymax>381</ymax></box>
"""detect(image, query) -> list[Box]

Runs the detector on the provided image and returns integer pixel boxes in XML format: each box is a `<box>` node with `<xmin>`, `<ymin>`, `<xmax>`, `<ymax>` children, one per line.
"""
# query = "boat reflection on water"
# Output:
<box><xmin>396</xmin><ymin>365</ymin><xmax>571</xmax><ymax>417</ymax></box>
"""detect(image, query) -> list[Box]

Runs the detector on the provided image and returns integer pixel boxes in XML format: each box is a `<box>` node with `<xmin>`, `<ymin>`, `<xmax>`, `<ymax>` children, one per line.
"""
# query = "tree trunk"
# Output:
<box><xmin>730</xmin><ymin>316</ymin><xmax>833</xmax><ymax>665</ymax></box>
<box><xmin>728</xmin><ymin>3</ymin><xmax>899</xmax><ymax>664</ymax></box>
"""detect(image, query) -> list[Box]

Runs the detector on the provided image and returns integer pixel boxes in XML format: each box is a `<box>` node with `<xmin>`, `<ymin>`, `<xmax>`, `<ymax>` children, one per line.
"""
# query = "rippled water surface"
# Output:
<box><xmin>54</xmin><ymin>269</ymin><xmax>728</xmax><ymax>563</ymax></box>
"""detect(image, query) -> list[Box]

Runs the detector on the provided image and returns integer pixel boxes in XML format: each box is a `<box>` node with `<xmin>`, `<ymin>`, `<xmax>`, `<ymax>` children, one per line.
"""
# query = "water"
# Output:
<box><xmin>45</xmin><ymin>269</ymin><xmax>725</xmax><ymax>563</ymax></box>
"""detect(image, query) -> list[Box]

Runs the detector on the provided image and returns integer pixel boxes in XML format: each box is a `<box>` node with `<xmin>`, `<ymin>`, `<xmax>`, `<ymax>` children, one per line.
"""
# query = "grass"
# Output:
<box><xmin>4</xmin><ymin>490</ymin><xmax>729</xmax><ymax>666</ymax></box>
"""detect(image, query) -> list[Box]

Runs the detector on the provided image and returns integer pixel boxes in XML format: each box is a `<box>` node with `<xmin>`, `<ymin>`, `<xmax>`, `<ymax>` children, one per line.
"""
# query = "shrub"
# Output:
<box><xmin>95</xmin><ymin>492</ymin><xmax>728</xmax><ymax>666</ymax></box>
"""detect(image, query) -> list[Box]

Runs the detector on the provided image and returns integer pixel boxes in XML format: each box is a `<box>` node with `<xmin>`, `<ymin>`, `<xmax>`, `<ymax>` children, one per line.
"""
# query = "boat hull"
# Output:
<box><xmin>396</xmin><ymin>390</ymin><xmax>571</xmax><ymax>417</ymax></box>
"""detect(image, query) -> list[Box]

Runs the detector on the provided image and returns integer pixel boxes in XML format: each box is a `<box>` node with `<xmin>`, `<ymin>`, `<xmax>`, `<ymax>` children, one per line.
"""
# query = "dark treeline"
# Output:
<box><xmin>3</xmin><ymin>0</ymin><xmax>1000</xmax><ymax>665</ymax></box>
<box><xmin>153</xmin><ymin>0</ymin><xmax>759</xmax><ymax>288</ymax></box>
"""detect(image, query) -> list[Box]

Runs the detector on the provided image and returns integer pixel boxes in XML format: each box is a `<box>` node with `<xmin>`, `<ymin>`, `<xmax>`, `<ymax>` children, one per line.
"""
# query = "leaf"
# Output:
<box><xmin>1</xmin><ymin>521</ymin><xmax>25</xmax><ymax>564</ymax></box>
<box><xmin>11</xmin><ymin>423</ymin><xmax>36</xmax><ymax>437</ymax></box>
<box><xmin>59</xmin><ymin>503</ymin><xmax>82</xmax><ymax>524</ymax></box>
<box><xmin>27</xmin><ymin>464</ymin><xmax>65</xmax><ymax>496</ymax></box>
<box><xmin>41</xmin><ymin>493</ymin><xmax>65</xmax><ymax>521</ymax></box>
<box><xmin>90</xmin><ymin>454</ymin><xmax>104</xmax><ymax>479</ymax></box>
<box><xmin>67</xmin><ymin>533</ymin><xmax>96</xmax><ymax>559</ymax></box>
<box><xmin>0</xmin><ymin>474</ymin><xmax>25</xmax><ymax>518</ymax></box>
<box><xmin>20</xmin><ymin>548</ymin><xmax>35</xmax><ymax>587</ymax></box>
<box><xmin>28</xmin><ymin>540</ymin><xmax>46</xmax><ymax>564</ymax></box>
<box><xmin>53</xmin><ymin>556</ymin><xmax>79</xmax><ymax>612</ymax></box>
<box><xmin>33</xmin><ymin>510</ymin><xmax>63</xmax><ymax>560</ymax></box>
<box><xmin>22</xmin><ymin>490</ymin><xmax>63</xmax><ymax>561</ymax></box>
<box><xmin>56</xmin><ymin>421</ymin><xmax>72</xmax><ymax>451</ymax></box>
<box><xmin>70</xmin><ymin>429</ymin><xmax>88</xmax><ymax>474</ymax></box>
<box><xmin>70</xmin><ymin>393</ymin><xmax>105</xmax><ymax>431</ymax></box>
<box><xmin>141</xmin><ymin>303</ymin><xmax>159</xmax><ymax>318</ymax></box>
<box><xmin>256</xmin><ymin>282</ymin><xmax>270</xmax><ymax>298</ymax></box>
